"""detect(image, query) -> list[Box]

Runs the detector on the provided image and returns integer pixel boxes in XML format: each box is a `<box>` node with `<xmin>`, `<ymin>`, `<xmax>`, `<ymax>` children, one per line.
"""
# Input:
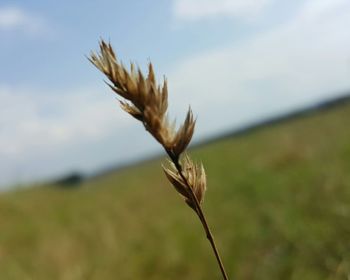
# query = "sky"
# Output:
<box><xmin>0</xmin><ymin>0</ymin><xmax>350</xmax><ymax>189</ymax></box>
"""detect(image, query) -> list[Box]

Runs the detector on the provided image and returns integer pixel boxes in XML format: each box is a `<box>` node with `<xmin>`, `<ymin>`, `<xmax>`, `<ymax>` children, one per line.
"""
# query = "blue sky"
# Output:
<box><xmin>1</xmin><ymin>0</ymin><xmax>350</xmax><ymax>188</ymax></box>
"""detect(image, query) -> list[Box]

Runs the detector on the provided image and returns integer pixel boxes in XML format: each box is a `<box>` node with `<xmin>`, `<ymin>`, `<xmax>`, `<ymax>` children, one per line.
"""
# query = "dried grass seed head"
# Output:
<box><xmin>90</xmin><ymin>39</ymin><xmax>195</xmax><ymax>157</ymax></box>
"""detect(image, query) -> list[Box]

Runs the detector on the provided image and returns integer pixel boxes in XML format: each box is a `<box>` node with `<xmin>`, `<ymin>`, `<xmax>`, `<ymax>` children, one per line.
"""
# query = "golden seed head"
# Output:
<box><xmin>90</xmin><ymin>40</ymin><xmax>195</xmax><ymax>157</ymax></box>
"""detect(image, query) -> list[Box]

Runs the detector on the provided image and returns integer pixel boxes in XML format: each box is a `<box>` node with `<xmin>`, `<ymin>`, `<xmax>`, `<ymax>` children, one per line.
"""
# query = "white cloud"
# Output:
<box><xmin>0</xmin><ymin>6</ymin><xmax>47</xmax><ymax>35</ymax></box>
<box><xmin>0</xmin><ymin>85</ymin><xmax>147</xmax><ymax>188</ymax></box>
<box><xmin>173</xmin><ymin>0</ymin><xmax>272</xmax><ymax>22</ymax></box>
<box><xmin>168</xmin><ymin>0</ymin><xmax>350</xmax><ymax>135</ymax></box>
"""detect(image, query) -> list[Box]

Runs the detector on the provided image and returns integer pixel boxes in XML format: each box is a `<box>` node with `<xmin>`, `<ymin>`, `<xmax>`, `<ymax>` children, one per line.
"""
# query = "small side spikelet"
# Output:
<box><xmin>163</xmin><ymin>155</ymin><xmax>206</xmax><ymax>212</ymax></box>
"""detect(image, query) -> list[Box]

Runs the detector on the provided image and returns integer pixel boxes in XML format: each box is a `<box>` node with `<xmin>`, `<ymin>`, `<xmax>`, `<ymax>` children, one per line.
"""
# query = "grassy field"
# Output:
<box><xmin>1</xmin><ymin>102</ymin><xmax>350</xmax><ymax>280</ymax></box>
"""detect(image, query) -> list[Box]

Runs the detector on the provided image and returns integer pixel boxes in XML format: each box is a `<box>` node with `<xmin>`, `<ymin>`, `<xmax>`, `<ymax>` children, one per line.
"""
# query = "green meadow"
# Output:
<box><xmin>1</xmin><ymin>102</ymin><xmax>350</xmax><ymax>280</ymax></box>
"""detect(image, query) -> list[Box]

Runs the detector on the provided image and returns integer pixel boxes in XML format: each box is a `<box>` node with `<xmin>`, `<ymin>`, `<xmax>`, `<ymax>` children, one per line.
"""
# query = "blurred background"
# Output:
<box><xmin>0</xmin><ymin>0</ymin><xmax>350</xmax><ymax>279</ymax></box>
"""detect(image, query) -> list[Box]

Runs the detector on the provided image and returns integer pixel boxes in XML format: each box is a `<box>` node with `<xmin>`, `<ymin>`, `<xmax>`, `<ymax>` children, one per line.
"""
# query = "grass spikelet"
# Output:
<box><xmin>163</xmin><ymin>155</ymin><xmax>206</xmax><ymax>210</ymax></box>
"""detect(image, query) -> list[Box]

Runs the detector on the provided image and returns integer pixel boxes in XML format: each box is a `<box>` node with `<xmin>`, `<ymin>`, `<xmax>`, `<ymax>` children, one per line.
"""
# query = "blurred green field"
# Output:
<box><xmin>1</xmin><ymin>103</ymin><xmax>350</xmax><ymax>280</ymax></box>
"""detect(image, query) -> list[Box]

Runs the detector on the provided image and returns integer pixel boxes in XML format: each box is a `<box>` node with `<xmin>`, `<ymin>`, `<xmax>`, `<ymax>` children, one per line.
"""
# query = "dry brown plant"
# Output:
<box><xmin>89</xmin><ymin>40</ymin><xmax>229</xmax><ymax>280</ymax></box>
